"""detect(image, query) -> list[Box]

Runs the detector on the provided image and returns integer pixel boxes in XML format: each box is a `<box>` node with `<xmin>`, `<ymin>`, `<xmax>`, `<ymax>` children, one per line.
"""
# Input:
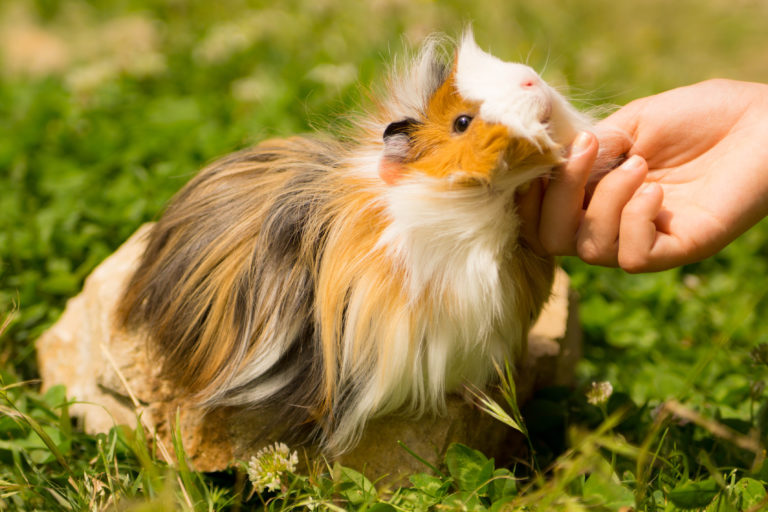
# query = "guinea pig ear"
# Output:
<box><xmin>383</xmin><ymin>118</ymin><xmax>418</xmax><ymax>139</ymax></box>
<box><xmin>380</xmin><ymin>117</ymin><xmax>419</xmax><ymax>185</ymax></box>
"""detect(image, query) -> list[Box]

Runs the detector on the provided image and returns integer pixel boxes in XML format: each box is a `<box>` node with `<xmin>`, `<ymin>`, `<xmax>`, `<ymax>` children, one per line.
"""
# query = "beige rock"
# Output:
<box><xmin>37</xmin><ymin>224</ymin><xmax>580</xmax><ymax>482</ymax></box>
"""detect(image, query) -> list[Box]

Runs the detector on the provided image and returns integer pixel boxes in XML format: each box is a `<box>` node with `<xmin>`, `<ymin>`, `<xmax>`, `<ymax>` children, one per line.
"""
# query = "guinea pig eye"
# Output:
<box><xmin>453</xmin><ymin>115</ymin><xmax>473</xmax><ymax>134</ymax></box>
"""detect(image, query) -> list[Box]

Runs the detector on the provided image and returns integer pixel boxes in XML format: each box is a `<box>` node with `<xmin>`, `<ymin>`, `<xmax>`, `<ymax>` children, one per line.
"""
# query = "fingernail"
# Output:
<box><xmin>638</xmin><ymin>182</ymin><xmax>657</xmax><ymax>195</ymax></box>
<box><xmin>621</xmin><ymin>155</ymin><xmax>644</xmax><ymax>171</ymax></box>
<box><xmin>571</xmin><ymin>132</ymin><xmax>592</xmax><ymax>156</ymax></box>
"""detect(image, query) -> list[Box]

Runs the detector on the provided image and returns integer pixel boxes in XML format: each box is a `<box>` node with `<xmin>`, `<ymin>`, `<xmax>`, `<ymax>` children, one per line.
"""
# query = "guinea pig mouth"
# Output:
<box><xmin>538</xmin><ymin>100</ymin><xmax>553</xmax><ymax>125</ymax></box>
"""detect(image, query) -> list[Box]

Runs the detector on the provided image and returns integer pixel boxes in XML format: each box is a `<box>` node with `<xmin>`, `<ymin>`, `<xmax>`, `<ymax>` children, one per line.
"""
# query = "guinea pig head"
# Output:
<box><xmin>379</xmin><ymin>33</ymin><xmax>590</xmax><ymax>187</ymax></box>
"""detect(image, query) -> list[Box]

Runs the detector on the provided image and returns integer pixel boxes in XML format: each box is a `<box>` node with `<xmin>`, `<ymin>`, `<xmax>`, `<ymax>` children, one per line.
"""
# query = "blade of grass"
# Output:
<box><xmin>396</xmin><ymin>441</ymin><xmax>445</xmax><ymax>478</ymax></box>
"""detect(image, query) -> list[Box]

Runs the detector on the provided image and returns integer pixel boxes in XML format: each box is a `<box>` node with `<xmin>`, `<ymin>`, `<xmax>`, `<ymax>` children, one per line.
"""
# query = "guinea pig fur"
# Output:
<box><xmin>117</xmin><ymin>31</ymin><xmax>592</xmax><ymax>455</ymax></box>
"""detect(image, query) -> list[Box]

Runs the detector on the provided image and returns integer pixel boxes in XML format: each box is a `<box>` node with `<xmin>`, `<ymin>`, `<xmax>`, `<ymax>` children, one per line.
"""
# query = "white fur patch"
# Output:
<box><xmin>455</xmin><ymin>32</ymin><xmax>590</xmax><ymax>147</ymax></box>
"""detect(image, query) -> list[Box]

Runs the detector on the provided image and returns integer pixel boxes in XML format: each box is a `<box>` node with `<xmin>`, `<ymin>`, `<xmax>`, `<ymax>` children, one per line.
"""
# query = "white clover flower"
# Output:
<box><xmin>247</xmin><ymin>442</ymin><xmax>299</xmax><ymax>493</ymax></box>
<box><xmin>586</xmin><ymin>381</ymin><xmax>613</xmax><ymax>405</ymax></box>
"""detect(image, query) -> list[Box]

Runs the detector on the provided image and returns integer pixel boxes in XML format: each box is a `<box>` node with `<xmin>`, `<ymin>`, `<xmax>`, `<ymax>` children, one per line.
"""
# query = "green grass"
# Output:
<box><xmin>4</xmin><ymin>0</ymin><xmax>768</xmax><ymax>509</ymax></box>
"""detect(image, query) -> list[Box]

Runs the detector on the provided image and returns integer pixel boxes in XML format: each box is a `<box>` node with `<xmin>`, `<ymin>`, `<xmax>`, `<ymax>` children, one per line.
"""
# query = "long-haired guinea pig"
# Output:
<box><xmin>117</xmin><ymin>31</ymin><xmax>591</xmax><ymax>454</ymax></box>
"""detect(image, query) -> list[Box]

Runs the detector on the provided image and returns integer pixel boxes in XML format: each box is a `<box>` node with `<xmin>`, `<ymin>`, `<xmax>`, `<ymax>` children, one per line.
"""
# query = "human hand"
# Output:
<box><xmin>519</xmin><ymin>79</ymin><xmax>768</xmax><ymax>272</ymax></box>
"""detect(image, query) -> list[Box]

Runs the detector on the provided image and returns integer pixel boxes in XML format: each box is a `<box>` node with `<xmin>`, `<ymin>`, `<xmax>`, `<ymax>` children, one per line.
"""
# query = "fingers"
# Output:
<box><xmin>593</xmin><ymin>103</ymin><xmax>642</xmax><ymax>174</ymax></box>
<box><xmin>534</xmin><ymin>130</ymin><xmax>664</xmax><ymax>272</ymax></box>
<box><xmin>539</xmin><ymin>131</ymin><xmax>598</xmax><ymax>255</ymax></box>
<box><xmin>593</xmin><ymin>123</ymin><xmax>635</xmax><ymax>174</ymax></box>
<box><xmin>516</xmin><ymin>178</ymin><xmax>547</xmax><ymax>256</ymax></box>
<box><xmin>576</xmin><ymin>155</ymin><xmax>649</xmax><ymax>266</ymax></box>
<box><xmin>617</xmin><ymin>182</ymin><xmax>665</xmax><ymax>272</ymax></box>
<box><xmin>596</xmin><ymin>100</ymin><xmax>642</xmax><ymax>152</ymax></box>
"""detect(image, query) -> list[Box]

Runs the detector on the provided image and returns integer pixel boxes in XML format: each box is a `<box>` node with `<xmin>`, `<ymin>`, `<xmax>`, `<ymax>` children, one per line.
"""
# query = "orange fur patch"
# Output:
<box><xmin>399</xmin><ymin>71</ymin><xmax>561</xmax><ymax>182</ymax></box>
<box><xmin>409</xmin><ymin>73</ymin><xmax>501</xmax><ymax>180</ymax></box>
<box><xmin>315</xmin><ymin>179</ymin><xmax>397</xmax><ymax>414</ymax></box>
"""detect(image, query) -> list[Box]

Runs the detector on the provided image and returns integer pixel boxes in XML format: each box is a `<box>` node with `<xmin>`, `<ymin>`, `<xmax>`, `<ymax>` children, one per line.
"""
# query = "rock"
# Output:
<box><xmin>36</xmin><ymin>224</ymin><xmax>581</xmax><ymax>482</ymax></box>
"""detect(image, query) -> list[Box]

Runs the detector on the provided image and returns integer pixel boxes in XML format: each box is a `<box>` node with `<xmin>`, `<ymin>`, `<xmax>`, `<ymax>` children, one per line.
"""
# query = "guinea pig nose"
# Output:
<box><xmin>520</xmin><ymin>74</ymin><xmax>540</xmax><ymax>89</ymax></box>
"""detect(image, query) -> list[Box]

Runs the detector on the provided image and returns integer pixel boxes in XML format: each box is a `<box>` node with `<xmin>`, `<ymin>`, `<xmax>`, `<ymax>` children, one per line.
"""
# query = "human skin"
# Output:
<box><xmin>518</xmin><ymin>79</ymin><xmax>768</xmax><ymax>272</ymax></box>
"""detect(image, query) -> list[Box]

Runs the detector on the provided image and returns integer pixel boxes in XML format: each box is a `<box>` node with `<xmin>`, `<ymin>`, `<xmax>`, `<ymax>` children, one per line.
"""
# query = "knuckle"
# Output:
<box><xmin>540</xmin><ymin>232</ymin><xmax>569</xmax><ymax>255</ymax></box>
<box><xmin>618</xmin><ymin>251</ymin><xmax>649</xmax><ymax>274</ymax></box>
<box><xmin>702</xmin><ymin>78</ymin><xmax>732</xmax><ymax>89</ymax></box>
<box><xmin>621</xmin><ymin>199</ymin><xmax>646</xmax><ymax>218</ymax></box>
<box><xmin>577</xmin><ymin>239</ymin><xmax>609</xmax><ymax>265</ymax></box>
<box><xmin>601</xmin><ymin>169</ymin><xmax>636</xmax><ymax>191</ymax></box>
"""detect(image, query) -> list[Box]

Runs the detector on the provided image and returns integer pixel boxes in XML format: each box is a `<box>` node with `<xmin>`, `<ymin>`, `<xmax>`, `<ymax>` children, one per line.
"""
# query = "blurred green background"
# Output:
<box><xmin>3</xmin><ymin>0</ymin><xmax>768</xmax><ymax>463</ymax></box>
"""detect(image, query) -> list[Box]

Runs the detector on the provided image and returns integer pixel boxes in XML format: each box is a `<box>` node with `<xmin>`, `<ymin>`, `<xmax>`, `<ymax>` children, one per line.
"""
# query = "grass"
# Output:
<box><xmin>3</xmin><ymin>0</ymin><xmax>768</xmax><ymax>509</ymax></box>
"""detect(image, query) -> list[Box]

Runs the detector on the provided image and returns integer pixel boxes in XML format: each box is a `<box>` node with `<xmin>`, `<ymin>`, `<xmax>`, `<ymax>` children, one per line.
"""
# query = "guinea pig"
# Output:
<box><xmin>117</xmin><ymin>31</ymin><xmax>591</xmax><ymax>455</ymax></box>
